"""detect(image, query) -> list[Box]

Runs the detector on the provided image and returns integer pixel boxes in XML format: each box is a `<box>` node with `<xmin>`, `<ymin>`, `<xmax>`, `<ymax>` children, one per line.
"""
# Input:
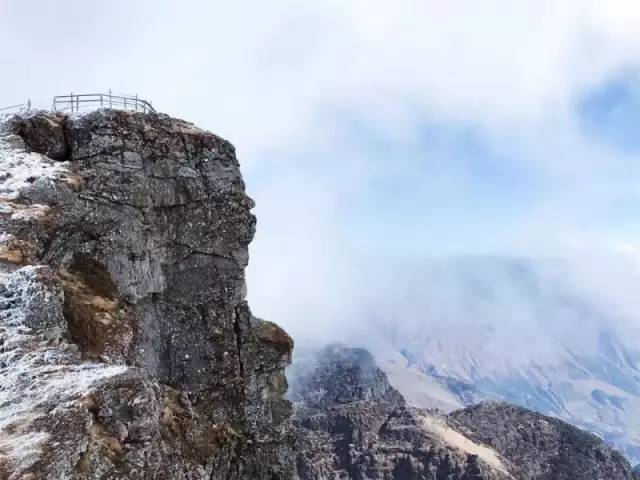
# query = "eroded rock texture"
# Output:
<box><xmin>451</xmin><ymin>402</ymin><xmax>639</xmax><ymax>480</ymax></box>
<box><xmin>291</xmin><ymin>345</ymin><xmax>639</xmax><ymax>480</ymax></box>
<box><xmin>290</xmin><ymin>345</ymin><xmax>512</xmax><ymax>480</ymax></box>
<box><xmin>0</xmin><ymin>110</ymin><xmax>294</xmax><ymax>479</ymax></box>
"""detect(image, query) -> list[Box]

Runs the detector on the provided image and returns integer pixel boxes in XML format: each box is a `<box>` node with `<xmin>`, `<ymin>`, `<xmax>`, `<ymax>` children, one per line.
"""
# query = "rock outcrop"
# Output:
<box><xmin>451</xmin><ymin>402</ymin><xmax>638</xmax><ymax>480</ymax></box>
<box><xmin>290</xmin><ymin>345</ymin><xmax>512</xmax><ymax>480</ymax></box>
<box><xmin>0</xmin><ymin>110</ymin><xmax>294</xmax><ymax>479</ymax></box>
<box><xmin>291</xmin><ymin>344</ymin><xmax>639</xmax><ymax>480</ymax></box>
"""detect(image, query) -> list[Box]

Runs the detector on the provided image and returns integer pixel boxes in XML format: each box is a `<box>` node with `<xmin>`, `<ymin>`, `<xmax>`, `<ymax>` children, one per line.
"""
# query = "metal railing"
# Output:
<box><xmin>52</xmin><ymin>92</ymin><xmax>156</xmax><ymax>114</ymax></box>
<box><xmin>0</xmin><ymin>101</ymin><xmax>31</xmax><ymax>113</ymax></box>
<box><xmin>0</xmin><ymin>92</ymin><xmax>156</xmax><ymax>115</ymax></box>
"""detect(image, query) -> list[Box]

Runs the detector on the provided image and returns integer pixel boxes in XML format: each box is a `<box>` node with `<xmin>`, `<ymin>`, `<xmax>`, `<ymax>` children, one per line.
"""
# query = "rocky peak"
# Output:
<box><xmin>0</xmin><ymin>109</ymin><xmax>294</xmax><ymax>479</ymax></box>
<box><xmin>2</xmin><ymin>108</ymin><xmax>638</xmax><ymax>480</ymax></box>
<box><xmin>291</xmin><ymin>345</ymin><xmax>512</xmax><ymax>480</ymax></box>
<box><xmin>289</xmin><ymin>344</ymin><xmax>405</xmax><ymax>411</ymax></box>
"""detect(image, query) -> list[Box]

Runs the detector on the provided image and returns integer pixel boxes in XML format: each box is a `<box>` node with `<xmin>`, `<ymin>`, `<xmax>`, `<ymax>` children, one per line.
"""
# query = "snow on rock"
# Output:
<box><xmin>0</xmin><ymin>265</ymin><xmax>128</xmax><ymax>476</ymax></box>
<box><xmin>0</xmin><ymin>132</ymin><xmax>69</xmax><ymax>201</ymax></box>
<box><xmin>0</xmin><ymin>116</ymin><xmax>127</xmax><ymax>477</ymax></box>
<box><xmin>419</xmin><ymin>414</ymin><xmax>511</xmax><ymax>476</ymax></box>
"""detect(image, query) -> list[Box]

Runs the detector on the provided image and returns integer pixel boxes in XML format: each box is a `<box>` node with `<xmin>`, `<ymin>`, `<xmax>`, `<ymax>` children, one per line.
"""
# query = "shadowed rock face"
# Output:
<box><xmin>0</xmin><ymin>109</ymin><xmax>294</xmax><ymax>479</ymax></box>
<box><xmin>291</xmin><ymin>345</ymin><xmax>639</xmax><ymax>480</ymax></box>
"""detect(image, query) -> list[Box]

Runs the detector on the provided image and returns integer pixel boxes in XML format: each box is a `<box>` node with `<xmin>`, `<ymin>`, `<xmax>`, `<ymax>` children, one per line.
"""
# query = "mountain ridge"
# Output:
<box><xmin>345</xmin><ymin>256</ymin><xmax>640</xmax><ymax>464</ymax></box>
<box><xmin>290</xmin><ymin>343</ymin><xmax>638</xmax><ymax>479</ymax></box>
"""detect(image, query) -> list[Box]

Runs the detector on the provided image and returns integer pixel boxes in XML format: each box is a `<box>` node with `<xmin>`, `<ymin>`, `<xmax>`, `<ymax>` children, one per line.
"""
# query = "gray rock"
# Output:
<box><xmin>291</xmin><ymin>345</ymin><xmax>510</xmax><ymax>480</ymax></box>
<box><xmin>3</xmin><ymin>110</ymin><xmax>70</xmax><ymax>160</ymax></box>
<box><xmin>450</xmin><ymin>402</ymin><xmax>639</xmax><ymax>480</ymax></box>
<box><xmin>0</xmin><ymin>109</ymin><xmax>294</xmax><ymax>479</ymax></box>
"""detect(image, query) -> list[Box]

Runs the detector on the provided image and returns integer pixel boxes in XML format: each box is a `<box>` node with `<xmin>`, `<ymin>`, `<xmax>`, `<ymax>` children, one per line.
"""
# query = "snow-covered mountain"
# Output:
<box><xmin>351</xmin><ymin>257</ymin><xmax>640</xmax><ymax>465</ymax></box>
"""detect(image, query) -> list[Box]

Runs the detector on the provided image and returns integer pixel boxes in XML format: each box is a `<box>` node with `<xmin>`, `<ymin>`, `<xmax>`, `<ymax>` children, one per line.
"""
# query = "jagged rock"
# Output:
<box><xmin>291</xmin><ymin>344</ymin><xmax>639</xmax><ymax>480</ymax></box>
<box><xmin>3</xmin><ymin>111</ymin><xmax>70</xmax><ymax>160</ymax></box>
<box><xmin>291</xmin><ymin>345</ymin><xmax>511</xmax><ymax>480</ymax></box>
<box><xmin>451</xmin><ymin>402</ymin><xmax>639</xmax><ymax>480</ymax></box>
<box><xmin>290</xmin><ymin>344</ymin><xmax>405</xmax><ymax>410</ymax></box>
<box><xmin>0</xmin><ymin>109</ymin><xmax>294</xmax><ymax>479</ymax></box>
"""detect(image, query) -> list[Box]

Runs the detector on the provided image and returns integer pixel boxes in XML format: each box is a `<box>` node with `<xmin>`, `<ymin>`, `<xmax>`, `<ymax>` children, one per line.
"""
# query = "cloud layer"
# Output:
<box><xmin>2</xmin><ymin>1</ymin><xmax>640</xmax><ymax>348</ymax></box>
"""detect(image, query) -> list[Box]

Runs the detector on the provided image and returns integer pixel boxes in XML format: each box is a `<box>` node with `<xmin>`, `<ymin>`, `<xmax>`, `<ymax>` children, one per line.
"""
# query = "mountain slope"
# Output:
<box><xmin>359</xmin><ymin>257</ymin><xmax>640</xmax><ymax>464</ymax></box>
<box><xmin>290</xmin><ymin>344</ymin><xmax>638</xmax><ymax>479</ymax></box>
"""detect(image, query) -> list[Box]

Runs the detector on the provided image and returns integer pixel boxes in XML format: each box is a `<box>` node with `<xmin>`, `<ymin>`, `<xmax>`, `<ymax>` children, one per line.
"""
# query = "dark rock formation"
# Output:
<box><xmin>291</xmin><ymin>344</ymin><xmax>639</xmax><ymax>480</ymax></box>
<box><xmin>0</xmin><ymin>109</ymin><xmax>294</xmax><ymax>479</ymax></box>
<box><xmin>4</xmin><ymin>111</ymin><xmax>70</xmax><ymax>160</ymax></box>
<box><xmin>291</xmin><ymin>345</ymin><xmax>511</xmax><ymax>480</ymax></box>
<box><xmin>451</xmin><ymin>402</ymin><xmax>639</xmax><ymax>480</ymax></box>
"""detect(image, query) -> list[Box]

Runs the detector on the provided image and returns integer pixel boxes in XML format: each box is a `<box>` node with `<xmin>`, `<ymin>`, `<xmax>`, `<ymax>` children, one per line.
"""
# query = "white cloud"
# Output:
<box><xmin>2</xmin><ymin>0</ymin><xmax>640</xmax><ymax>346</ymax></box>
<box><xmin>3</xmin><ymin>1</ymin><xmax>640</xmax><ymax>158</ymax></box>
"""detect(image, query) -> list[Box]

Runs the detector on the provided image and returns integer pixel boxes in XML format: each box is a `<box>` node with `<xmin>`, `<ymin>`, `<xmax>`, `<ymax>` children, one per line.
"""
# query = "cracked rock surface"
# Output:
<box><xmin>0</xmin><ymin>109</ymin><xmax>294</xmax><ymax>479</ymax></box>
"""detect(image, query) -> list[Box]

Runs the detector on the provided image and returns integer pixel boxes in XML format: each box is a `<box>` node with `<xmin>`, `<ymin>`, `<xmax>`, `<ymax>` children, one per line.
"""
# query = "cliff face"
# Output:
<box><xmin>0</xmin><ymin>110</ymin><xmax>294</xmax><ymax>479</ymax></box>
<box><xmin>291</xmin><ymin>345</ymin><xmax>639</xmax><ymax>480</ymax></box>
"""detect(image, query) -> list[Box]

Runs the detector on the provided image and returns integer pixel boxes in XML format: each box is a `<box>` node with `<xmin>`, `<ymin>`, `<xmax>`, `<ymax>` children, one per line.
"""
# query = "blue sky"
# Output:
<box><xmin>245</xmin><ymin>70</ymin><xmax>640</xmax><ymax>259</ymax></box>
<box><xmin>579</xmin><ymin>71</ymin><xmax>640</xmax><ymax>153</ymax></box>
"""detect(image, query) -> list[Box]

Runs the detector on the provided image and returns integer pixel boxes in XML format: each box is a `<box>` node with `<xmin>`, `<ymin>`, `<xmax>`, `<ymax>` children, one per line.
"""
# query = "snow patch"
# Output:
<box><xmin>0</xmin><ymin>266</ymin><xmax>127</xmax><ymax>472</ymax></box>
<box><xmin>379</xmin><ymin>354</ymin><xmax>463</xmax><ymax>412</ymax></box>
<box><xmin>0</xmin><ymin>133</ymin><xmax>69</xmax><ymax>201</ymax></box>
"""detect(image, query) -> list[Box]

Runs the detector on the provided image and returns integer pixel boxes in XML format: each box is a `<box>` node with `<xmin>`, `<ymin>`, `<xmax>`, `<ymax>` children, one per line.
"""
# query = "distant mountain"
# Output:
<box><xmin>359</xmin><ymin>257</ymin><xmax>640</xmax><ymax>464</ymax></box>
<box><xmin>289</xmin><ymin>344</ymin><xmax>638</xmax><ymax>479</ymax></box>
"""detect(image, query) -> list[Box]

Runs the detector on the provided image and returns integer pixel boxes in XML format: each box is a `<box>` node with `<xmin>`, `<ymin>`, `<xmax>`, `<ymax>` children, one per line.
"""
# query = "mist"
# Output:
<box><xmin>1</xmin><ymin>0</ymin><xmax>640</xmax><ymax>359</ymax></box>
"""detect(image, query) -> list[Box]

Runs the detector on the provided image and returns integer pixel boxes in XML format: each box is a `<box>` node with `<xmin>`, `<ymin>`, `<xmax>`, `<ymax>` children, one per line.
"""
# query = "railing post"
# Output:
<box><xmin>27</xmin><ymin>99</ymin><xmax>31</xmax><ymax>110</ymax></box>
<box><xmin>109</xmin><ymin>89</ymin><xmax>112</xmax><ymax>109</ymax></box>
<box><xmin>70</xmin><ymin>92</ymin><xmax>74</xmax><ymax>112</ymax></box>
<box><xmin>100</xmin><ymin>95</ymin><xmax>103</xmax><ymax>108</ymax></box>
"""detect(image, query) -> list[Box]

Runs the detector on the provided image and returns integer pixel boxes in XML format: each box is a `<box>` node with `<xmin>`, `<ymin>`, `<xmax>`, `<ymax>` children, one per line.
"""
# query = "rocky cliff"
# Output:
<box><xmin>291</xmin><ymin>344</ymin><xmax>639</xmax><ymax>480</ymax></box>
<box><xmin>0</xmin><ymin>109</ymin><xmax>294</xmax><ymax>479</ymax></box>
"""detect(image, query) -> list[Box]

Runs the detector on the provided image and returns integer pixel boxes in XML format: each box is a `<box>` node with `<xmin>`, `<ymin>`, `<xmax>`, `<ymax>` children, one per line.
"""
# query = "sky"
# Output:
<box><xmin>2</xmin><ymin>0</ymin><xmax>640</xmax><ymax>345</ymax></box>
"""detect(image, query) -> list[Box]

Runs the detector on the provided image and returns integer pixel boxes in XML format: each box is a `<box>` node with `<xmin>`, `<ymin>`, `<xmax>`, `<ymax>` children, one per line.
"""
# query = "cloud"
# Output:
<box><xmin>3</xmin><ymin>1</ymin><xmax>640</xmax><ymax>156</ymax></box>
<box><xmin>2</xmin><ymin>0</ymin><xmax>640</xmax><ymax>350</ymax></box>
